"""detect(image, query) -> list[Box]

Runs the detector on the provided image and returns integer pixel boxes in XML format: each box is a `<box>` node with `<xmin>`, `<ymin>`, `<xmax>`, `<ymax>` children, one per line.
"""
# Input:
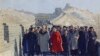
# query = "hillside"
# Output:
<box><xmin>0</xmin><ymin>9</ymin><xmax>35</xmax><ymax>28</ymax></box>
<box><xmin>51</xmin><ymin>4</ymin><xmax>98</xmax><ymax>27</ymax></box>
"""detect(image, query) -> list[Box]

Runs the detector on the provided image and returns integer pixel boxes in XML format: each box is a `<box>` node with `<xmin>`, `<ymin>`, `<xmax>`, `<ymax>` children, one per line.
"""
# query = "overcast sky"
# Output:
<box><xmin>0</xmin><ymin>0</ymin><xmax>100</xmax><ymax>13</ymax></box>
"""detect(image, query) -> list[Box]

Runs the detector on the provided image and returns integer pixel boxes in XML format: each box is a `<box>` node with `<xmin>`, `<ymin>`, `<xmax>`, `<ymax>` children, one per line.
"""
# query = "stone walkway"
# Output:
<box><xmin>0</xmin><ymin>39</ymin><xmax>100</xmax><ymax>56</ymax></box>
<box><xmin>0</xmin><ymin>49</ymin><xmax>14</xmax><ymax>56</ymax></box>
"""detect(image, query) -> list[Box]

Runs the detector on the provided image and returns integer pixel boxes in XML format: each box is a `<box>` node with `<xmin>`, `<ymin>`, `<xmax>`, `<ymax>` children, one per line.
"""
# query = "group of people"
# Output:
<box><xmin>22</xmin><ymin>25</ymin><xmax>98</xmax><ymax>56</ymax></box>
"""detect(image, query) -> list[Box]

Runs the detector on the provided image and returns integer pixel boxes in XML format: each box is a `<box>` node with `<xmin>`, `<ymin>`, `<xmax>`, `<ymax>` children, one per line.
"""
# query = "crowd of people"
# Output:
<box><xmin>22</xmin><ymin>25</ymin><xmax>98</xmax><ymax>56</ymax></box>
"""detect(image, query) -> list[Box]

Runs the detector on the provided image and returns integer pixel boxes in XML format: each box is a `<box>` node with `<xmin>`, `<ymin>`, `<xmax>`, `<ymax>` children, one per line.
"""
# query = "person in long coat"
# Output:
<box><xmin>62</xmin><ymin>30</ymin><xmax>68</xmax><ymax>53</ymax></box>
<box><xmin>38</xmin><ymin>25</ymin><xmax>50</xmax><ymax>55</ymax></box>
<box><xmin>22</xmin><ymin>30</ymin><xmax>29</xmax><ymax>56</ymax></box>
<box><xmin>88</xmin><ymin>27</ymin><xmax>97</xmax><ymax>56</ymax></box>
<box><xmin>61</xmin><ymin>30</ymin><xmax>68</xmax><ymax>55</ymax></box>
<box><xmin>34</xmin><ymin>27</ymin><xmax>41</xmax><ymax>55</ymax></box>
<box><xmin>78</xmin><ymin>27</ymin><xmax>86</xmax><ymax>55</ymax></box>
<box><xmin>22</xmin><ymin>27</ymin><xmax>38</xmax><ymax>56</ymax></box>
<box><xmin>67</xmin><ymin>26</ymin><xmax>79</xmax><ymax>56</ymax></box>
<box><xmin>84</xmin><ymin>26</ymin><xmax>89</xmax><ymax>53</ymax></box>
<box><xmin>50</xmin><ymin>26</ymin><xmax>64</xmax><ymax>54</ymax></box>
